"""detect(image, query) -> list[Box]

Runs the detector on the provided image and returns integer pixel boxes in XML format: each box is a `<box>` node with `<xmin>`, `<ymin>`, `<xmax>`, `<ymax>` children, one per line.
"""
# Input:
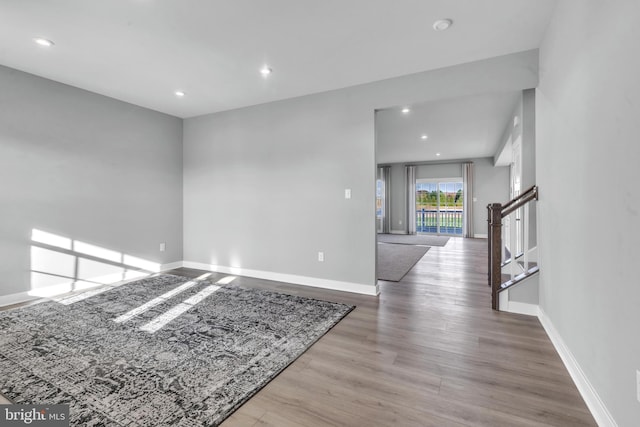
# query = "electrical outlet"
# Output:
<box><xmin>318</xmin><ymin>252</ymin><xmax>324</xmax><ymax>262</ymax></box>
<box><xmin>344</xmin><ymin>189</ymin><xmax>351</xmax><ymax>199</ymax></box>
<box><xmin>637</xmin><ymin>370</ymin><xmax>640</xmax><ymax>403</ymax></box>
<box><xmin>159</xmin><ymin>242</ymin><xmax>166</xmax><ymax>252</ymax></box>
<box><xmin>399</xmin><ymin>220</ymin><xmax>402</xmax><ymax>225</ymax></box>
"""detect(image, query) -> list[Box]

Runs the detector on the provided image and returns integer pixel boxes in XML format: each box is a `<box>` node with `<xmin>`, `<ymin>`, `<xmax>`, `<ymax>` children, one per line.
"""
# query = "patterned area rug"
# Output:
<box><xmin>0</xmin><ymin>274</ymin><xmax>354</xmax><ymax>426</ymax></box>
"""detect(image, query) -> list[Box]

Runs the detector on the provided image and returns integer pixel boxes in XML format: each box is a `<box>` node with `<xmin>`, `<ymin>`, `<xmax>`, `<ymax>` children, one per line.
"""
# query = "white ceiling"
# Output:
<box><xmin>0</xmin><ymin>0</ymin><xmax>556</xmax><ymax>118</ymax></box>
<box><xmin>376</xmin><ymin>91</ymin><xmax>521</xmax><ymax>164</ymax></box>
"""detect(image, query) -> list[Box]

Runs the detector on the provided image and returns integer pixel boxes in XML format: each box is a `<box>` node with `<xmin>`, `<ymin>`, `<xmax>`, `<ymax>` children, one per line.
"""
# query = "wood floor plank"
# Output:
<box><xmin>213</xmin><ymin>237</ymin><xmax>596</xmax><ymax>426</ymax></box>
<box><xmin>0</xmin><ymin>237</ymin><xmax>596</xmax><ymax>426</ymax></box>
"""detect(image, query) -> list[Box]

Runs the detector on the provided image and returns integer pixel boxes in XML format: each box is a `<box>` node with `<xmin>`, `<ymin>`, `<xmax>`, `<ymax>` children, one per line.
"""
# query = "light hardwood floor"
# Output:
<box><xmin>1</xmin><ymin>237</ymin><xmax>596</xmax><ymax>426</ymax></box>
<box><xmin>181</xmin><ymin>237</ymin><xmax>595</xmax><ymax>426</ymax></box>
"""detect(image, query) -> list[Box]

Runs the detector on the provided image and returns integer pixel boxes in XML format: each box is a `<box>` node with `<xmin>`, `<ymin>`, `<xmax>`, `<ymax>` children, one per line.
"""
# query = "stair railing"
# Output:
<box><xmin>487</xmin><ymin>185</ymin><xmax>538</xmax><ymax>310</ymax></box>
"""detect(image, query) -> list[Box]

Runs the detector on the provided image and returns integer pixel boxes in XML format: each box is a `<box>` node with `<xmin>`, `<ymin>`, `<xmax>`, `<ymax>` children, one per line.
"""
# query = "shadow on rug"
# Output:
<box><xmin>0</xmin><ymin>274</ymin><xmax>354</xmax><ymax>426</ymax></box>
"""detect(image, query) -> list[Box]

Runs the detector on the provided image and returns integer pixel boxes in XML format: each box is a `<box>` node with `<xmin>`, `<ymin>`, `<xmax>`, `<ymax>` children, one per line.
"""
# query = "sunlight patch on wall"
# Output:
<box><xmin>29</xmin><ymin>228</ymin><xmax>163</xmax><ymax>301</ymax></box>
<box><xmin>29</xmin><ymin>272</ymin><xmax>73</xmax><ymax>297</ymax></box>
<box><xmin>31</xmin><ymin>229</ymin><xmax>72</xmax><ymax>250</ymax></box>
<box><xmin>31</xmin><ymin>246</ymin><xmax>75</xmax><ymax>278</ymax></box>
<box><xmin>77</xmin><ymin>258</ymin><xmax>125</xmax><ymax>284</ymax></box>
<box><xmin>74</xmin><ymin>240</ymin><xmax>122</xmax><ymax>263</ymax></box>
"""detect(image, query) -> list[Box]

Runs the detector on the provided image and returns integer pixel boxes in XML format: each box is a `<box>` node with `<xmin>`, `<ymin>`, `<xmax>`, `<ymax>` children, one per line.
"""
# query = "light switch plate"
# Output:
<box><xmin>344</xmin><ymin>189</ymin><xmax>351</xmax><ymax>199</ymax></box>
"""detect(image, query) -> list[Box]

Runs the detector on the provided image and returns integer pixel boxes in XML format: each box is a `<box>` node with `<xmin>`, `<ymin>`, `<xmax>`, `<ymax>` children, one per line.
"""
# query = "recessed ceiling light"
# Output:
<box><xmin>436</xmin><ymin>152</ymin><xmax>441</xmax><ymax>156</ymax></box>
<box><xmin>260</xmin><ymin>66</ymin><xmax>273</xmax><ymax>76</ymax></box>
<box><xmin>34</xmin><ymin>37</ymin><xmax>54</xmax><ymax>47</ymax></box>
<box><xmin>175</xmin><ymin>91</ymin><xmax>186</xmax><ymax>97</ymax></box>
<box><xmin>421</xmin><ymin>134</ymin><xmax>428</xmax><ymax>140</ymax></box>
<box><xmin>433</xmin><ymin>19</ymin><xmax>453</xmax><ymax>31</ymax></box>
<box><xmin>401</xmin><ymin>107</ymin><xmax>411</xmax><ymax>114</ymax></box>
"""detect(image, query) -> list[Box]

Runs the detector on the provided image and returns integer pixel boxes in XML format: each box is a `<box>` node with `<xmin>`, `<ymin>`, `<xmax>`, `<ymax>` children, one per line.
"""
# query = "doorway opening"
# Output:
<box><xmin>416</xmin><ymin>179</ymin><xmax>463</xmax><ymax>235</ymax></box>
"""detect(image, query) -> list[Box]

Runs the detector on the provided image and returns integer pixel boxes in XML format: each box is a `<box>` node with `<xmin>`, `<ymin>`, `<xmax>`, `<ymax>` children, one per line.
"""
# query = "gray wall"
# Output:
<box><xmin>521</xmin><ymin>88</ymin><xmax>537</xmax><ymax>248</ymax></box>
<box><xmin>494</xmin><ymin>95</ymin><xmax>523</xmax><ymax>166</ymax></box>
<box><xmin>537</xmin><ymin>1</ymin><xmax>640</xmax><ymax>425</ymax></box>
<box><xmin>384</xmin><ymin>159</ymin><xmax>508</xmax><ymax>236</ymax></box>
<box><xmin>473</xmin><ymin>158</ymin><xmax>510</xmax><ymax>234</ymax></box>
<box><xmin>0</xmin><ymin>65</ymin><xmax>183</xmax><ymax>300</ymax></box>
<box><xmin>521</xmin><ymin>89</ymin><xmax>536</xmax><ymax>192</ymax></box>
<box><xmin>184</xmin><ymin>51</ymin><xmax>538</xmax><ymax>291</ymax></box>
<box><xmin>183</xmin><ymin>93</ymin><xmax>376</xmax><ymax>287</ymax></box>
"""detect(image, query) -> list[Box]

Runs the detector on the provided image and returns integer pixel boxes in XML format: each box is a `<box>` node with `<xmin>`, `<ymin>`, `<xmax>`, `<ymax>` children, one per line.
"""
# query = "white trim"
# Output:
<box><xmin>474</xmin><ymin>233</ymin><xmax>488</xmax><ymax>239</ymax></box>
<box><xmin>538</xmin><ymin>308</ymin><xmax>618</xmax><ymax>427</ymax></box>
<box><xmin>160</xmin><ymin>261</ymin><xmax>183</xmax><ymax>271</ymax></box>
<box><xmin>499</xmin><ymin>290</ymin><xmax>509</xmax><ymax>311</ymax></box>
<box><xmin>505</xmin><ymin>301</ymin><xmax>539</xmax><ymax>316</ymax></box>
<box><xmin>0</xmin><ymin>290</ymin><xmax>37</xmax><ymax>307</ymax></box>
<box><xmin>183</xmin><ymin>261</ymin><xmax>379</xmax><ymax>296</ymax></box>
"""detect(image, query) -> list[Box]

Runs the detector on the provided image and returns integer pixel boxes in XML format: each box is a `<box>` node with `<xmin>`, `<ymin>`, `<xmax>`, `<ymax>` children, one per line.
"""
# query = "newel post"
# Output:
<box><xmin>487</xmin><ymin>203</ymin><xmax>503</xmax><ymax>310</ymax></box>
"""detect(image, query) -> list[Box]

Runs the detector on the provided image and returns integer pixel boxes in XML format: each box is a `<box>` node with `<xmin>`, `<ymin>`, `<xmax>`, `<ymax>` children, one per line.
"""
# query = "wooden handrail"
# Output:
<box><xmin>501</xmin><ymin>185</ymin><xmax>538</xmax><ymax>213</ymax></box>
<box><xmin>501</xmin><ymin>186</ymin><xmax>538</xmax><ymax>218</ymax></box>
<box><xmin>487</xmin><ymin>185</ymin><xmax>539</xmax><ymax>310</ymax></box>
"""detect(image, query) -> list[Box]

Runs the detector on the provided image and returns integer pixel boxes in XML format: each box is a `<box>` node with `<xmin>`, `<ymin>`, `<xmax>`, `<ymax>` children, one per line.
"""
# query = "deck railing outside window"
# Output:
<box><xmin>416</xmin><ymin>209</ymin><xmax>463</xmax><ymax>235</ymax></box>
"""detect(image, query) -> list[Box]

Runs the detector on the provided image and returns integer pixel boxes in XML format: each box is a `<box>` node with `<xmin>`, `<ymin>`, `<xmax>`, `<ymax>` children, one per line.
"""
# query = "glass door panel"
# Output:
<box><xmin>416</xmin><ymin>182</ymin><xmax>438</xmax><ymax>233</ymax></box>
<box><xmin>416</xmin><ymin>180</ymin><xmax>463</xmax><ymax>235</ymax></box>
<box><xmin>438</xmin><ymin>182</ymin><xmax>463</xmax><ymax>235</ymax></box>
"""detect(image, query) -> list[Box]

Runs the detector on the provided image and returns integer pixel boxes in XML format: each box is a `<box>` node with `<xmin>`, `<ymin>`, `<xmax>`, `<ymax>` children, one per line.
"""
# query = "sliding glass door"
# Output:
<box><xmin>416</xmin><ymin>180</ymin><xmax>463</xmax><ymax>235</ymax></box>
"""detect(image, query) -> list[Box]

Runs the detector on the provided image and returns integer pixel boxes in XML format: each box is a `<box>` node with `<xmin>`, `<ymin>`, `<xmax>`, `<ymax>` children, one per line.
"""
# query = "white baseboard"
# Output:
<box><xmin>474</xmin><ymin>233</ymin><xmax>488</xmax><ymax>239</ymax></box>
<box><xmin>160</xmin><ymin>261</ymin><xmax>184</xmax><ymax>271</ymax></box>
<box><xmin>499</xmin><ymin>301</ymin><xmax>616</xmax><ymax>425</ymax></box>
<box><xmin>183</xmin><ymin>261</ymin><xmax>379</xmax><ymax>296</ymax></box>
<box><xmin>505</xmin><ymin>301</ymin><xmax>539</xmax><ymax>316</ymax></box>
<box><xmin>538</xmin><ymin>308</ymin><xmax>618</xmax><ymax>427</ymax></box>
<box><xmin>499</xmin><ymin>289</ymin><xmax>509</xmax><ymax>310</ymax></box>
<box><xmin>0</xmin><ymin>290</ymin><xmax>37</xmax><ymax>307</ymax></box>
<box><xmin>389</xmin><ymin>230</ymin><xmax>407</xmax><ymax>235</ymax></box>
